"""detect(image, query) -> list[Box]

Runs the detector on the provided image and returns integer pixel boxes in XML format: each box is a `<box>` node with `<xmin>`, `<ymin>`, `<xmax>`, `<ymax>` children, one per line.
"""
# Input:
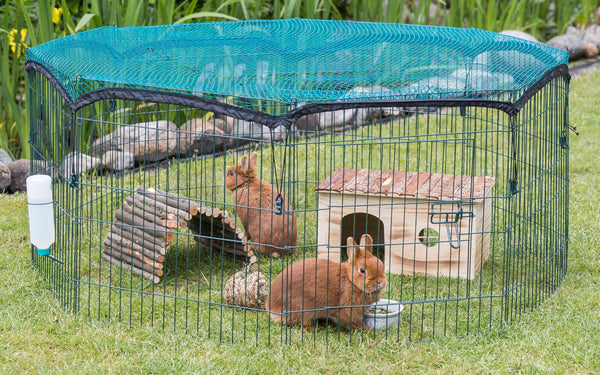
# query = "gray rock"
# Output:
<box><xmin>179</xmin><ymin>117</ymin><xmax>229</xmax><ymax>155</ymax></box>
<box><xmin>403</xmin><ymin>106</ymin><xmax>439</xmax><ymax>115</ymax></box>
<box><xmin>296</xmin><ymin>85</ymin><xmax>405</xmax><ymax>132</ymax></box>
<box><xmin>0</xmin><ymin>162</ymin><xmax>11</xmax><ymax>191</ymax></box>
<box><xmin>583</xmin><ymin>25</ymin><xmax>600</xmax><ymax>48</ymax></box>
<box><xmin>341</xmin><ymin>87</ymin><xmax>374</xmax><ymax>125</ymax></box>
<box><xmin>213</xmin><ymin>117</ymin><xmax>232</xmax><ymax>134</ymax></box>
<box><xmin>101</xmin><ymin>150</ymin><xmax>135</xmax><ymax>171</ymax></box>
<box><xmin>565</xmin><ymin>26</ymin><xmax>581</xmax><ymax>37</ymax></box>
<box><xmin>547</xmin><ymin>33</ymin><xmax>597</xmax><ymax>60</ymax></box>
<box><xmin>314</xmin><ymin>87</ymin><xmax>370</xmax><ymax>130</ymax></box>
<box><xmin>399</xmin><ymin>68</ymin><xmax>515</xmax><ymax>112</ymax></box>
<box><xmin>500</xmin><ymin>30</ymin><xmax>540</xmax><ymax>43</ymax></box>
<box><xmin>450</xmin><ymin>69</ymin><xmax>515</xmax><ymax>92</ymax></box>
<box><xmin>90</xmin><ymin>120</ymin><xmax>178</xmax><ymax>163</ymax></box>
<box><xmin>60</xmin><ymin>152</ymin><xmax>101</xmax><ymax>177</ymax></box>
<box><xmin>473</xmin><ymin>48</ymin><xmax>543</xmax><ymax>75</ymax></box>
<box><xmin>295</xmin><ymin>113</ymin><xmax>319</xmax><ymax>132</ymax></box>
<box><xmin>229</xmin><ymin>118</ymin><xmax>273</xmax><ymax>141</ymax></box>
<box><xmin>586</xmin><ymin>43</ymin><xmax>599</xmax><ymax>58</ymax></box>
<box><xmin>269</xmin><ymin>125</ymin><xmax>289</xmax><ymax>142</ymax></box>
<box><xmin>318</xmin><ymin>108</ymin><xmax>356</xmax><ymax>130</ymax></box>
<box><xmin>8</xmin><ymin>159</ymin><xmax>30</xmax><ymax>193</ymax></box>
<box><xmin>0</xmin><ymin>148</ymin><xmax>12</xmax><ymax>165</ymax></box>
<box><xmin>408</xmin><ymin>74</ymin><xmax>466</xmax><ymax>98</ymax></box>
<box><xmin>344</xmin><ymin>86</ymin><xmax>403</xmax><ymax>119</ymax></box>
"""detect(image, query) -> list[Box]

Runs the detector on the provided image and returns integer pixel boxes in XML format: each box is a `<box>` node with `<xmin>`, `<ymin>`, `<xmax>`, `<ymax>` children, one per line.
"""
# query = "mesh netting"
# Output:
<box><xmin>26</xmin><ymin>18</ymin><xmax>568</xmax><ymax>116</ymax></box>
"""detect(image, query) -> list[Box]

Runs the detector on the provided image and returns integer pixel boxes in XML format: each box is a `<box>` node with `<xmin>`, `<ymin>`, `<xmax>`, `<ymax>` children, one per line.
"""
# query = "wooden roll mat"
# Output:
<box><xmin>103</xmin><ymin>186</ymin><xmax>253</xmax><ymax>284</ymax></box>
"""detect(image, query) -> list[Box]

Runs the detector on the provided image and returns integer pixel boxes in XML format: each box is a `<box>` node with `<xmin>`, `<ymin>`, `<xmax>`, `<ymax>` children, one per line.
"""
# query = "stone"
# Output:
<box><xmin>547</xmin><ymin>33</ymin><xmax>593</xmax><ymax>60</ymax></box>
<box><xmin>0</xmin><ymin>148</ymin><xmax>12</xmax><ymax>165</ymax></box>
<box><xmin>101</xmin><ymin>150</ymin><xmax>135</xmax><ymax>171</ymax></box>
<box><xmin>8</xmin><ymin>159</ymin><xmax>30</xmax><ymax>193</ymax></box>
<box><xmin>318</xmin><ymin>108</ymin><xmax>356</xmax><ymax>129</ymax></box>
<box><xmin>269</xmin><ymin>125</ymin><xmax>288</xmax><ymax>142</ymax></box>
<box><xmin>409</xmin><ymin>74</ymin><xmax>466</xmax><ymax>98</ymax></box>
<box><xmin>339</xmin><ymin>87</ymin><xmax>375</xmax><ymax>125</ymax></box>
<box><xmin>0</xmin><ymin>162</ymin><xmax>11</xmax><ymax>192</ymax></box>
<box><xmin>583</xmin><ymin>25</ymin><xmax>600</xmax><ymax>48</ymax></box>
<box><xmin>295</xmin><ymin>113</ymin><xmax>319</xmax><ymax>132</ymax></box>
<box><xmin>213</xmin><ymin>117</ymin><xmax>232</xmax><ymax>134</ymax></box>
<box><xmin>560</xmin><ymin>26</ymin><xmax>600</xmax><ymax>58</ymax></box>
<box><xmin>586</xmin><ymin>43</ymin><xmax>600</xmax><ymax>58</ymax></box>
<box><xmin>179</xmin><ymin>117</ymin><xmax>229</xmax><ymax>155</ymax></box>
<box><xmin>450</xmin><ymin>69</ymin><xmax>515</xmax><ymax>93</ymax></box>
<box><xmin>565</xmin><ymin>26</ymin><xmax>581</xmax><ymax>37</ymax></box>
<box><xmin>90</xmin><ymin>120</ymin><xmax>178</xmax><ymax>163</ymax></box>
<box><xmin>473</xmin><ymin>49</ymin><xmax>542</xmax><ymax>74</ymax></box>
<box><xmin>476</xmin><ymin>30</ymin><xmax>548</xmax><ymax>70</ymax></box>
<box><xmin>205</xmin><ymin>116</ymin><xmax>232</xmax><ymax>134</ymax></box>
<box><xmin>60</xmin><ymin>152</ymin><xmax>101</xmax><ymax>177</ymax></box>
<box><xmin>215</xmin><ymin>116</ymin><xmax>290</xmax><ymax>144</ymax></box>
<box><xmin>229</xmin><ymin>118</ymin><xmax>272</xmax><ymax>141</ymax></box>
<box><xmin>346</xmin><ymin>86</ymin><xmax>403</xmax><ymax>119</ymax></box>
<box><xmin>297</xmin><ymin>85</ymin><xmax>405</xmax><ymax>132</ymax></box>
<box><xmin>500</xmin><ymin>30</ymin><xmax>540</xmax><ymax>44</ymax></box>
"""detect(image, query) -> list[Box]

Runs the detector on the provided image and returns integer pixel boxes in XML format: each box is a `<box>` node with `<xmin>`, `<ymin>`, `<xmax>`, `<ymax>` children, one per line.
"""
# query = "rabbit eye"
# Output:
<box><xmin>359</xmin><ymin>267</ymin><xmax>366</xmax><ymax>274</ymax></box>
<box><xmin>229</xmin><ymin>171</ymin><xmax>235</xmax><ymax>176</ymax></box>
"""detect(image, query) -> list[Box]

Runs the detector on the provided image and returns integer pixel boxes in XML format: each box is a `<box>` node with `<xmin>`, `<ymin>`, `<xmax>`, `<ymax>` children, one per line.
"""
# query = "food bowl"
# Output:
<box><xmin>363</xmin><ymin>299</ymin><xmax>404</xmax><ymax>329</ymax></box>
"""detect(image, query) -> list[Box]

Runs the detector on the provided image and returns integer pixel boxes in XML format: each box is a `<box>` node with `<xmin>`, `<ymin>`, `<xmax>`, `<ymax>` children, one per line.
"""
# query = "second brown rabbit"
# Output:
<box><xmin>225</xmin><ymin>151</ymin><xmax>297</xmax><ymax>257</ymax></box>
<box><xmin>266</xmin><ymin>234</ymin><xmax>386</xmax><ymax>331</ymax></box>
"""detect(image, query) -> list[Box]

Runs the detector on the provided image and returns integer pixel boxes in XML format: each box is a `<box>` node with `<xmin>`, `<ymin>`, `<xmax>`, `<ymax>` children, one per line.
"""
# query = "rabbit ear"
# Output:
<box><xmin>346</xmin><ymin>237</ymin><xmax>358</xmax><ymax>262</ymax></box>
<box><xmin>249</xmin><ymin>152</ymin><xmax>258</xmax><ymax>169</ymax></box>
<box><xmin>240</xmin><ymin>155</ymin><xmax>249</xmax><ymax>172</ymax></box>
<box><xmin>360</xmin><ymin>234</ymin><xmax>374</xmax><ymax>255</ymax></box>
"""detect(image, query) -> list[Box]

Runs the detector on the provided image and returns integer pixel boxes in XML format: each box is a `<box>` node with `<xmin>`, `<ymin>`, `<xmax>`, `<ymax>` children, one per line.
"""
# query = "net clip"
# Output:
<box><xmin>509</xmin><ymin>178</ymin><xmax>519</xmax><ymax>195</ymax></box>
<box><xmin>275</xmin><ymin>194</ymin><xmax>283</xmax><ymax>215</ymax></box>
<box><xmin>429</xmin><ymin>201</ymin><xmax>474</xmax><ymax>249</ymax></box>
<box><xmin>69</xmin><ymin>173</ymin><xmax>80</xmax><ymax>189</ymax></box>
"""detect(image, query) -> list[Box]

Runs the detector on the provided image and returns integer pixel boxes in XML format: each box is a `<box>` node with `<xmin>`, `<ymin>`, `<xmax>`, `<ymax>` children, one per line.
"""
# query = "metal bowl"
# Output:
<box><xmin>363</xmin><ymin>299</ymin><xmax>404</xmax><ymax>329</ymax></box>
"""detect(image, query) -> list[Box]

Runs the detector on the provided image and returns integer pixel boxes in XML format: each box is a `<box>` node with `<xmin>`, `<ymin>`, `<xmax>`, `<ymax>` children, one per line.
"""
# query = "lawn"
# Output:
<box><xmin>0</xmin><ymin>68</ymin><xmax>599</xmax><ymax>374</ymax></box>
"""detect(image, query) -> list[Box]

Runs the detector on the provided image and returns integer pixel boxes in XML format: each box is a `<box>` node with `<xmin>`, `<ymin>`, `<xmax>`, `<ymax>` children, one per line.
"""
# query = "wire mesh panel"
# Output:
<box><xmin>26</xmin><ymin>19</ymin><xmax>570</xmax><ymax>345</ymax></box>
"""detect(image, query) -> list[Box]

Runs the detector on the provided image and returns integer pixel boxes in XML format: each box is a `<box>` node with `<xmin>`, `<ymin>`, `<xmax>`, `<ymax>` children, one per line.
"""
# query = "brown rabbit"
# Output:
<box><xmin>266</xmin><ymin>234</ymin><xmax>386</xmax><ymax>331</ymax></box>
<box><xmin>225</xmin><ymin>151</ymin><xmax>297</xmax><ymax>257</ymax></box>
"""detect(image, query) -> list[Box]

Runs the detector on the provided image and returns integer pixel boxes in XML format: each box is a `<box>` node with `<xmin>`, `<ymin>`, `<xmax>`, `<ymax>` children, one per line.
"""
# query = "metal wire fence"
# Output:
<box><xmin>26</xmin><ymin>20</ymin><xmax>570</xmax><ymax>345</ymax></box>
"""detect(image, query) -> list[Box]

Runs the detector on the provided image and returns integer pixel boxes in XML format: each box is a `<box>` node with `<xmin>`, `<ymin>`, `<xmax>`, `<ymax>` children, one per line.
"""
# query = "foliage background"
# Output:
<box><xmin>1</xmin><ymin>0</ymin><xmax>600</xmax><ymax>159</ymax></box>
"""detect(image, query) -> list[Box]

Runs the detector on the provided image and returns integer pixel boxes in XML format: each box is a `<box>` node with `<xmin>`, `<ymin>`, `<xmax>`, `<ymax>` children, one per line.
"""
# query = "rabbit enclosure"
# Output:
<box><xmin>25</xmin><ymin>19</ymin><xmax>570</xmax><ymax>344</ymax></box>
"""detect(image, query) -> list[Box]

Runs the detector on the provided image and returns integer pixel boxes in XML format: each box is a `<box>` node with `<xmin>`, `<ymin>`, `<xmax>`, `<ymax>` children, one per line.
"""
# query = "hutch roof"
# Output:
<box><xmin>316</xmin><ymin>168</ymin><xmax>496</xmax><ymax>200</ymax></box>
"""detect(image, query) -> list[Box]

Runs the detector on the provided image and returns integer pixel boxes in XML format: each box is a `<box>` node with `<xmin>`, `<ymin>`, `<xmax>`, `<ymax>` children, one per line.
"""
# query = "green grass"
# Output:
<box><xmin>0</xmin><ymin>69</ymin><xmax>598</xmax><ymax>373</ymax></box>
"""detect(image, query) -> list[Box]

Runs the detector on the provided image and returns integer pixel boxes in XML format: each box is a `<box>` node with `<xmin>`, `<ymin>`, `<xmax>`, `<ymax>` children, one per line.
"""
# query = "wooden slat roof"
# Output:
<box><xmin>316</xmin><ymin>168</ymin><xmax>496</xmax><ymax>200</ymax></box>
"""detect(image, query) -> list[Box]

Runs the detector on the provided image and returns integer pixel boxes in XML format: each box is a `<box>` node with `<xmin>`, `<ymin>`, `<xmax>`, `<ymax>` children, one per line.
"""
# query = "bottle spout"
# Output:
<box><xmin>37</xmin><ymin>248</ymin><xmax>50</xmax><ymax>256</ymax></box>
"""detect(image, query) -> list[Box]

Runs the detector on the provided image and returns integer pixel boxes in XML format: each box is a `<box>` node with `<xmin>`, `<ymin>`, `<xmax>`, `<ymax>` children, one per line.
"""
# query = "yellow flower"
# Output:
<box><xmin>8</xmin><ymin>28</ymin><xmax>28</xmax><ymax>58</ymax></box>
<box><xmin>52</xmin><ymin>7</ymin><xmax>63</xmax><ymax>24</ymax></box>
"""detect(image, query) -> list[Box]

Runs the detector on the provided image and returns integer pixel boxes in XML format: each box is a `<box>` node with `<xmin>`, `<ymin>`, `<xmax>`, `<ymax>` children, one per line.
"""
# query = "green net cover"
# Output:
<box><xmin>26</xmin><ymin>18</ymin><xmax>569</xmax><ymax>117</ymax></box>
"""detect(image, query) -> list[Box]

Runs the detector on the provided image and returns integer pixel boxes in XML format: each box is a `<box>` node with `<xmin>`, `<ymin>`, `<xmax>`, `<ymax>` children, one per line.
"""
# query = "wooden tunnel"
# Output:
<box><xmin>103</xmin><ymin>186</ymin><xmax>251</xmax><ymax>283</ymax></box>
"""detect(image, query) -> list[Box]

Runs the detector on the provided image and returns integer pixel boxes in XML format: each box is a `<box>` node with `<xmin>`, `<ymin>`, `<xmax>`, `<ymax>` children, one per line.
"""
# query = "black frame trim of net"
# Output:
<box><xmin>26</xmin><ymin>61</ymin><xmax>570</xmax><ymax>129</ymax></box>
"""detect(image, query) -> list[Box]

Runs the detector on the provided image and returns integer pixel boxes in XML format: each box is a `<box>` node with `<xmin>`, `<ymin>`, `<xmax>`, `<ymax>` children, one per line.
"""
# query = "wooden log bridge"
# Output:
<box><xmin>103</xmin><ymin>186</ymin><xmax>252</xmax><ymax>284</ymax></box>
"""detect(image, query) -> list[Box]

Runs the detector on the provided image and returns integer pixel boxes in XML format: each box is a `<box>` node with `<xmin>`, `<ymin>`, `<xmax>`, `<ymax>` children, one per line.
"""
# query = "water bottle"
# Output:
<box><xmin>26</xmin><ymin>175</ymin><xmax>55</xmax><ymax>256</ymax></box>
